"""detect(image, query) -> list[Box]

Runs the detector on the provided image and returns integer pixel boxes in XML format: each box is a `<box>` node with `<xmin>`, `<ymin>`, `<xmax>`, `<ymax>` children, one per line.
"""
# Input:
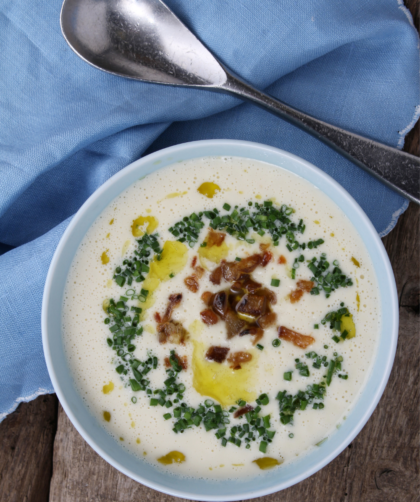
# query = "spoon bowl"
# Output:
<box><xmin>61</xmin><ymin>0</ymin><xmax>227</xmax><ymax>86</ymax></box>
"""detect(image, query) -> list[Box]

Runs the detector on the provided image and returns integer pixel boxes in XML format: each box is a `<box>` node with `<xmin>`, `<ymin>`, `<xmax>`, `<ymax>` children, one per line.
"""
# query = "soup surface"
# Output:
<box><xmin>63</xmin><ymin>156</ymin><xmax>380</xmax><ymax>479</ymax></box>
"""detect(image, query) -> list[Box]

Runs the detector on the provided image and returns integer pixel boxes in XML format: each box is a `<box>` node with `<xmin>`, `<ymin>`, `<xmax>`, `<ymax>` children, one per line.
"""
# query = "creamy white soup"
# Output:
<box><xmin>63</xmin><ymin>156</ymin><xmax>380</xmax><ymax>479</ymax></box>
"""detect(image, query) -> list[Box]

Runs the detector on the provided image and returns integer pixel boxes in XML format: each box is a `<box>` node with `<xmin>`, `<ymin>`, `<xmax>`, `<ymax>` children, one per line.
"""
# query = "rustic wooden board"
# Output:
<box><xmin>0</xmin><ymin>394</ymin><xmax>57</xmax><ymax>502</ymax></box>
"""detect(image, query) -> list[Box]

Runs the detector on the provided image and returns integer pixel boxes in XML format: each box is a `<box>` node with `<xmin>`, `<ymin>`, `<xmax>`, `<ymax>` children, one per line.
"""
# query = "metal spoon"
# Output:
<box><xmin>60</xmin><ymin>0</ymin><xmax>420</xmax><ymax>204</ymax></box>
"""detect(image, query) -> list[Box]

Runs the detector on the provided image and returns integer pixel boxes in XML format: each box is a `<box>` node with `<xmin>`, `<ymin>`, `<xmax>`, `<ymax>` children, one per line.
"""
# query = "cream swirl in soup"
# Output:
<box><xmin>63</xmin><ymin>156</ymin><xmax>380</xmax><ymax>479</ymax></box>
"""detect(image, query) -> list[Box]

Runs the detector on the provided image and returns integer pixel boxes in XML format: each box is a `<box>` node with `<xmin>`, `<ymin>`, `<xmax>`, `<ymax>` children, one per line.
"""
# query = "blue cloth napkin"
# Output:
<box><xmin>0</xmin><ymin>0</ymin><xmax>419</xmax><ymax>421</ymax></box>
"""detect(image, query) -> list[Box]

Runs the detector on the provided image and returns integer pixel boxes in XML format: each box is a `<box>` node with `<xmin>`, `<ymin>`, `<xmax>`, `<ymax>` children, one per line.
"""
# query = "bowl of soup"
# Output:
<box><xmin>42</xmin><ymin>139</ymin><xmax>398</xmax><ymax>500</ymax></box>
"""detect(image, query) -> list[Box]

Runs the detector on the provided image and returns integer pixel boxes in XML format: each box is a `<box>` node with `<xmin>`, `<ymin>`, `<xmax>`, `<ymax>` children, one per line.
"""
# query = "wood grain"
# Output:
<box><xmin>0</xmin><ymin>395</ymin><xmax>57</xmax><ymax>502</ymax></box>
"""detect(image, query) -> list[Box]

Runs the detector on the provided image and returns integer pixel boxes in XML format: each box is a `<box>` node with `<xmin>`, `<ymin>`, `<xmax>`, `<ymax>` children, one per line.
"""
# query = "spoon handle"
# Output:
<box><xmin>221</xmin><ymin>73</ymin><xmax>420</xmax><ymax>204</ymax></box>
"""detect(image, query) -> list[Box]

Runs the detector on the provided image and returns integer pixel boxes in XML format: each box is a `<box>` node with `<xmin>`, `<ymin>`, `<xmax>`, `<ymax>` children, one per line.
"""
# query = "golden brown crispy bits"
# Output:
<box><xmin>278</xmin><ymin>255</ymin><xmax>287</xmax><ymax>264</ymax></box>
<box><xmin>261</xmin><ymin>250</ymin><xmax>272</xmax><ymax>267</ymax></box>
<box><xmin>195</xmin><ymin>266</ymin><xmax>205</xmax><ymax>279</ymax></box>
<box><xmin>225</xmin><ymin>311</ymin><xmax>247</xmax><ymax>339</ymax></box>
<box><xmin>236</xmin><ymin>293</ymin><xmax>267</xmax><ymax>318</ymax></box>
<box><xmin>200</xmin><ymin>309</ymin><xmax>219</xmax><ymax>325</ymax></box>
<box><xmin>227</xmin><ymin>351</ymin><xmax>252</xmax><ymax>370</ymax></box>
<box><xmin>209</xmin><ymin>265</ymin><xmax>223</xmax><ymax>285</ymax></box>
<box><xmin>201</xmin><ymin>266</ymin><xmax>278</xmax><ymax>342</ymax></box>
<box><xmin>233</xmin><ymin>404</ymin><xmax>254</xmax><ymax>418</ymax></box>
<box><xmin>201</xmin><ymin>291</ymin><xmax>213</xmax><ymax>306</ymax></box>
<box><xmin>239</xmin><ymin>326</ymin><xmax>264</xmax><ymax>345</ymax></box>
<box><xmin>205</xmin><ymin>346</ymin><xmax>230</xmax><ymax>363</ymax></box>
<box><xmin>290</xmin><ymin>279</ymin><xmax>315</xmax><ymax>303</ymax></box>
<box><xmin>158</xmin><ymin>321</ymin><xmax>188</xmax><ymax>345</ymax></box>
<box><xmin>156</xmin><ymin>294</ymin><xmax>188</xmax><ymax>344</ymax></box>
<box><xmin>296</xmin><ymin>280</ymin><xmax>315</xmax><ymax>292</ymax></box>
<box><xmin>278</xmin><ymin>326</ymin><xmax>315</xmax><ymax>349</ymax></box>
<box><xmin>212</xmin><ymin>291</ymin><xmax>229</xmax><ymax>319</ymax></box>
<box><xmin>290</xmin><ymin>289</ymin><xmax>304</xmax><ymax>304</ymax></box>
<box><xmin>164</xmin><ymin>353</ymin><xmax>188</xmax><ymax>370</ymax></box>
<box><xmin>206</xmin><ymin>228</ymin><xmax>226</xmax><ymax>247</ymax></box>
<box><xmin>162</xmin><ymin>293</ymin><xmax>182</xmax><ymax>322</ymax></box>
<box><xmin>257</xmin><ymin>312</ymin><xmax>277</xmax><ymax>329</ymax></box>
<box><xmin>258</xmin><ymin>287</ymin><xmax>277</xmax><ymax>305</ymax></box>
<box><xmin>184</xmin><ymin>275</ymin><xmax>199</xmax><ymax>293</ymax></box>
<box><xmin>221</xmin><ymin>254</ymin><xmax>262</xmax><ymax>282</ymax></box>
<box><xmin>184</xmin><ymin>257</ymin><xmax>206</xmax><ymax>292</ymax></box>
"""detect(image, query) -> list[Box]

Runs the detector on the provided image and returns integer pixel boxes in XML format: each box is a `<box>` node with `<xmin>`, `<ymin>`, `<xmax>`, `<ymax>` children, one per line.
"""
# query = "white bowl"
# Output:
<box><xmin>42</xmin><ymin>139</ymin><xmax>398</xmax><ymax>500</ymax></box>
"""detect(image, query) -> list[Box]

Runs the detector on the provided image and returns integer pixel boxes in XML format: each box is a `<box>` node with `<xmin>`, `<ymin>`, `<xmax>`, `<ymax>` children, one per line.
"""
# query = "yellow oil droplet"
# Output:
<box><xmin>143</xmin><ymin>451</ymin><xmax>147</xmax><ymax>456</ymax></box>
<box><xmin>330</xmin><ymin>232</ymin><xmax>335</xmax><ymax>237</ymax></box>
<box><xmin>102</xmin><ymin>381</ymin><xmax>114</xmax><ymax>394</ymax></box>
<box><xmin>106</xmin><ymin>279</ymin><xmax>113</xmax><ymax>288</ymax></box>
<box><xmin>159</xmin><ymin>191</ymin><xmax>188</xmax><ymax>202</ymax></box>
<box><xmin>121</xmin><ymin>240</ymin><xmax>130</xmax><ymax>256</ymax></box>
<box><xmin>157</xmin><ymin>451</ymin><xmax>186</xmax><ymax>465</ymax></box>
<box><xmin>314</xmin><ymin>220</ymin><xmax>320</xmax><ymax>224</ymax></box>
<box><xmin>131</xmin><ymin>421</ymin><xmax>135</xmax><ymax>428</ymax></box>
<box><xmin>102</xmin><ymin>298</ymin><xmax>110</xmax><ymax>313</ymax></box>
<box><xmin>146</xmin><ymin>208</ymin><xmax>151</xmax><ymax>213</ymax></box>
<box><xmin>101</xmin><ymin>250</ymin><xmax>110</xmax><ymax>264</ymax></box>
<box><xmin>191</xmin><ymin>339</ymin><xmax>257</xmax><ymax>406</ymax></box>
<box><xmin>109</xmin><ymin>218</ymin><xmax>114</xmax><ymax>225</ymax></box>
<box><xmin>239</xmin><ymin>191</ymin><xmax>243</xmax><ymax>194</ymax></box>
<box><xmin>253</xmin><ymin>458</ymin><xmax>282</xmax><ymax>470</ymax></box>
<box><xmin>103</xmin><ymin>411</ymin><xmax>111</xmax><ymax>422</ymax></box>
<box><xmin>119</xmin><ymin>437</ymin><xmax>124</xmax><ymax>441</ymax></box>
<box><xmin>351</xmin><ymin>256</ymin><xmax>360</xmax><ymax>267</ymax></box>
<box><xmin>341</xmin><ymin>314</ymin><xmax>356</xmax><ymax>339</ymax></box>
<box><xmin>255</xmin><ymin>194</ymin><xmax>262</xmax><ymax>199</ymax></box>
<box><xmin>219</xmin><ymin>464</ymin><xmax>224</xmax><ymax>468</ymax></box>
<box><xmin>356</xmin><ymin>293</ymin><xmax>360</xmax><ymax>312</ymax></box>
<box><xmin>197</xmin><ymin>182</ymin><xmax>221</xmax><ymax>198</ymax></box>
<box><xmin>144</xmin><ymin>324</ymin><xmax>155</xmax><ymax>334</ymax></box>
<box><xmin>136</xmin><ymin>438</ymin><xmax>141</xmax><ymax>444</ymax></box>
<box><xmin>232</xmin><ymin>463</ymin><xmax>244</xmax><ymax>467</ymax></box>
<box><xmin>140</xmin><ymin>241</ymin><xmax>188</xmax><ymax>316</ymax></box>
<box><xmin>131</xmin><ymin>216</ymin><xmax>158</xmax><ymax>237</ymax></box>
<box><xmin>106</xmin><ymin>233</ymin><xmax>110</xmax><ymax>238</ymax></box>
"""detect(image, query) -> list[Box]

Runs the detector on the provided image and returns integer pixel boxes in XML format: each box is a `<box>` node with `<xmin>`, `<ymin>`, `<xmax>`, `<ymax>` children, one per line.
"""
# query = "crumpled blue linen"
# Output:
<box><xmin>0</xmin><ymin>0</ymin><xmax>418</xmax><ymax>421</ymax></box>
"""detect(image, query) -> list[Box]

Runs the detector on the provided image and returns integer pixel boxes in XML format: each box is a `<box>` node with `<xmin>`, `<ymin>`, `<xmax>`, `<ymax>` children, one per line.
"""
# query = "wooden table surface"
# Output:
<box><xmin>1</xmin><ymin>3</ymin><xmax>419</xmax><ymax>500</ymax></box>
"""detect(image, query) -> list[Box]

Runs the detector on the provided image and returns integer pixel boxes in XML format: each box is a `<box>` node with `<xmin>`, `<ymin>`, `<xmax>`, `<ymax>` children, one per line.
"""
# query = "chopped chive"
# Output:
<box><xmin>256</xmin><ymin>344</ymin><xmax>264</xmax><ymax>351</ymax></box>
<box><xmin>272</xmin><ymin>339</ymin><xmax>281</xmax><ymax>347</ymax></box>
<box><xmin>271</xmin><ymin>278</ymin><xmax>280</xmax><ymax>287</ymax></box>
<box><xmin>284</xmin><ymin>371</ymin><xmax>292</xmax><ymax>381</ymax></box>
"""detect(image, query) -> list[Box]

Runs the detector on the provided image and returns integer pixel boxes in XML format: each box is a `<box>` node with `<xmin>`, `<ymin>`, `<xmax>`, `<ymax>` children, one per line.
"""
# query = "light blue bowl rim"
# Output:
<box><xmin>42</xmin><ymin>139</ymin><xmax>398</xmax><ymax>501</ymax></box>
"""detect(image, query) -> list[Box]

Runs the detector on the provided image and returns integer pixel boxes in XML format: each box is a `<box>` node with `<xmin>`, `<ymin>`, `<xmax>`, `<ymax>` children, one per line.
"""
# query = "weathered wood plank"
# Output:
<box><xmin>0</xmin><ymin>394</ymin><xmax>58</xmax><ymax>502</ymax></box>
